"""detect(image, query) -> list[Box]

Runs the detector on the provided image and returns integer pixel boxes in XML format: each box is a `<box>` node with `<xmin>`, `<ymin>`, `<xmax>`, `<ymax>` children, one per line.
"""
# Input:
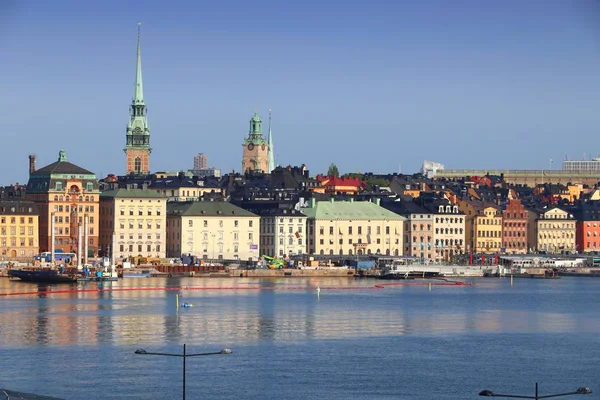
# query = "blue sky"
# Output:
<box><xmin>1</xmin><ymin>0</ymin><xmax>599</xmax><ymax>184</ymax></box>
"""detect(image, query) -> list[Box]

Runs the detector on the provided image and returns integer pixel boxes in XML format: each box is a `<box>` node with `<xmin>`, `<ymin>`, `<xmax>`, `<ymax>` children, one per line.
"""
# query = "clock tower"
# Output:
<box><xmin>242</xmin><ymin>111</ymin><xmax>269</xmax><ymax>173</ymax></box>
<box><xmin>124</xmin><ymin>22</ymin><xmax>151</xmax><ymax>175</ymax></box>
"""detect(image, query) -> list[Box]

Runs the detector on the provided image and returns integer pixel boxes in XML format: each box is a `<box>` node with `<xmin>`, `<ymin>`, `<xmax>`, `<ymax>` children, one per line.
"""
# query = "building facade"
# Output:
<box><xmin>303</xmin><ymin>198</ymin><xmax>405</xmax><ymax>256</ymax></box>
<box><xmin>430</xmin><ymin>202</ymin><xmax>466</xmax><ymax>260</ymax></box>
<box><xmin>241</xmin><ymin>112</ymin><xmax>269</xmax><ymax>173</ymax></box>
<box><xmin>0</xmin><ymin>200</ymin><xmax>39</xmax><ymax>260</ymax></box>
<box><xmin>193</xmin><ymin>153</ymin><xmax>208</xmax><ymax>170</ymax></box>
<box><xmin>574</xmin><ymin>201</ymin><xmax>600</xmax><ymax>253</ymax></box>
<box><xmin>258</xmin><ymin>208</ymin><xmax>307</xmax><ymax>258</ymax></box>
<box><xmin>26</xmin><ymin>151</ymin><xmax>100</xmax><ymax>256</ymax></box>
<box><xmin>166</xmin><ymin>201</ymin><xmax>260</xmax><ymax>261</ymax></box>
<box><xmin>124</xmin><ymin>23</ymin><xmax>151</xmax><ymax>175</ymax></box>
<box><xmin>502</xmin><ymin>199</ymin><xmax>528</xmax><ymax>254</ymax></box>
<box><xmin>99</xmin><ymin>188</ymin><xmax>167</xmax><ymax>261</ymax></box>
<box><xmin>535</xmin><ymin>207</ymin><xmax>576</xmax><ymax>253</ymax></box>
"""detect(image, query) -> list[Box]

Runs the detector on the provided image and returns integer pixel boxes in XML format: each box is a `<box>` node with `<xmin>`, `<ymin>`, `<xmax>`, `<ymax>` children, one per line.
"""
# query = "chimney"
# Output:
<box><xmin>28</xmin><ymin>154</ymin><xmax>36</xmax><ymax>174</ymax></box>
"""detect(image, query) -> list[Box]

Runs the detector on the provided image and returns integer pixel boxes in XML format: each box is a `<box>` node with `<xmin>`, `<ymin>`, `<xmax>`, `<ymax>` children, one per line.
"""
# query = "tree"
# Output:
<box><xmin>327</xmin><ymin>163</ymin><xmax>340</xmax><ymax>177</ymax></box>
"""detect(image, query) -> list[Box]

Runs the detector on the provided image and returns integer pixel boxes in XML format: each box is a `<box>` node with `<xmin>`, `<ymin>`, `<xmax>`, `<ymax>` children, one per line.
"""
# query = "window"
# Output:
<box><xmin>234</xmin><ymin>220</ymin><xmax>238</xmax><ymax>227</ymax></box>
<box><xmin>203</xmin><ymin>220</ymin><xmax>208</xmax><ymax>227</ymax></box>
<box><xmin>129</xmin><ymin>221</ymin><xmax>134</xmax><ymax>229</ymax></box>
<box><xmin>86</xmin><ymin>183</ymin><xmax>93</xmax><ymax>191</ymax></box>
<box><xmin>249</xmin><ymin>220</ymin><xmax>253</xmax><ymax>228</ymax></box>
<box><xmin>219</xmin><ymin>220</ymin><xmax>223</xmax><ymax>228</ymax></box>
<box><xmin>55</xmin><ymin>182</ymin><xmax>63</xmax><ymax>191</ymax></box>
<box><xmin>249</xmin><ymin>232</ymin><xmax>253</xmax><ymax>241</ymax></box>
<box><xmin>329</xmin><ymin>227</ymin><xmax>334</xmax><ymax>235</ymax></box>
<box><xmin>120</xmin><ymin>209</ymin><xmax>125</xmax><ymax>216</ymax></box>
<box><xmin>189</xmin><ymin>220</ymin><xmax>193</xmax><ymax>227</ymax></box>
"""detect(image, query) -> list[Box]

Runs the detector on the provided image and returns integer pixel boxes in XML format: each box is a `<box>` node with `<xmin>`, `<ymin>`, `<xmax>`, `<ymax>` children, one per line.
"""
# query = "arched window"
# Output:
<box><xmin>385</xmin><ymin>249</ymin><xmax>390</xmax><ymax>255</ymax></box>
<box><xmin>85</xmin><ymin>196</ymin><xmax>89</xmax><ymax>202</ymax></box>
<box><xmin>358</xmin><ymin>250</ymin><xmax>363</xmax><ymax>255</ymax></box>
<box><xmin>59</xmin><ymin>196</ymin><xmax>63</xmax><ymax>201</ymax></box>
<box><xmin>134</xmin><ymin>157</ymin><xmax>142</xmax><ymax>174</ymax></box>
<box><xmin>349</xmin><ymin>249</ymin><xmax>353</xmax><ymax>255</ymax></box>
<box><xmin>53</xmin><ymin>195</ymin><xmax>58</xmax><ymax>201</ymax></box>
<box><xmin>394</xmin><ymin>249</ymin><xmax>399</xmax><ymax>256</ymax></box>
<box><xmin>66</xmin><ymin>196</ymin><xmax>70</xmax><ymax>202</ymax></box>
<box><xmin>329</xmin><ymin>249</ymin><xmax>333</xmax><ymax>255</ymax></box>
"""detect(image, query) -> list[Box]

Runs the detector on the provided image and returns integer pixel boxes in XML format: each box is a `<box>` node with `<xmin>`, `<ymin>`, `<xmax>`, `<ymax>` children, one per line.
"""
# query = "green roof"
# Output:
<box><xmin>100</xmin><ymin>188</ymin><xmax>165</xmax><ymax>199</ymax></box>
<box><xmin>167</xmin><ymin>201</ymin><xmax>257</xmax><ymax>217</ymax></box>
<box><xmin>303</xmin><ymin>200</ymin><xmax>406</xmax><ymax>220</ymax></box>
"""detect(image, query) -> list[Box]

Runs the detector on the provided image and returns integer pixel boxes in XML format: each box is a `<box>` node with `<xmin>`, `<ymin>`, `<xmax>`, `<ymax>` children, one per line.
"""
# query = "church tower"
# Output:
<box><xmin>124</xmin><ymin>22</ymin><xmax>151</xmax><ymax>175</ymax></box>
<box><xmin>242</xmin><ymin>111</ymin><xmax>269</xmax><ymax>173</ymax></box>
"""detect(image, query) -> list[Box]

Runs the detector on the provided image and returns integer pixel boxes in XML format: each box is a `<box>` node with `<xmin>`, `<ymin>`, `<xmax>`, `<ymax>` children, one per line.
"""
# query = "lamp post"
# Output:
<box><xmin>134</xmin><ymin>344</ymin><xmax>232</xmax><ymax>400</ymax></box>
<box><xmin>479</xmin><ymin>382</ymin><xmax>592</xmax><ymax>399</ymax></box>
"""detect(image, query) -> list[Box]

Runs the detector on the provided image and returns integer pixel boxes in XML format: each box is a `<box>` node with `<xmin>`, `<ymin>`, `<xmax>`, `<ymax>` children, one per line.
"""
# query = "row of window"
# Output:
<box><xmin>436</xmin><ymin>228</ymin><xmax>464</xmax><ymax>235</ymax></box>
<box><xmin>261</xmin><ymin>225</ymin><xmax>304</xmax><ymax>234</ymax></box>
<box><xmin>120</xmin><ymin>208</ymin><xmax>162</xmax><ymax>216</ymax></box>
<box><xmin>476</xmin><ymin>241</ymin><xmax>501</xmax><ymax>249</ymax></box>
<box><xmin>316</xmin><ymin>238</ymin><xmax>400</xmax><ymax>246</ymax></box>
<box><xmin>118</xmin><ymin>244</ymin><xmax>161</xmax><ymax>253</ymax></box>
<box><xmin>318</xmin><ymin>226</ymin><xmax>394</xmax><ymax>235</ymax></box>
<box><xmin>434</xmin><ymin>218</ymin><xmax>464</xmax><ymax>224</ymax></box>
<box><xmin>314</xmin><ymin>249</ymin><xmax>401</xmax><ymax>256</ymax></box>
<box><xmin>0</xmin><ymin>238</ymin><xmax>34</xmax><ymax>246</ymax></box>
<box><xmin>0</xmin><ymin>217</ymin><xmax>34</xmax><ymax>224</ymax></box>
<box><xmin>169</xmin><ymin>219</ymin><xmax>254</xmax><ymax>228</ymax></box>
<box><xmin>53</xmin><ymin>205</ymin><xmax>94</xmax><ymax>213</ymax></box>
<box><xmin>478</xmin><ymin>218</ymin><xmax>501</xmax><ymax>225</ymax></box>
<box><xmin>53</xmin><ymin>227</ymin><xmax>95</xmax><ymax>235</ymax></box>
<box><xmin>504</xmin><ymin>222</ymin><xmax>526</xmax><ymax>228</ymax></box>
<box><xmin>53</xmin><ymin>238</ymin><xmax>94</xmax><ymax>245</ymax></box>
<box><xmin>1</xmin><ymin>227</ymin><xmax>35</xmax><ymax>236</ymax></box>
<box><xmin>477</xmin><ymin>230</ymin><xmax>501</xmax><ymax>238</ymax></box>
<box><xmin>53</xmin><ymin>194</ymin><xmax>94</xmax><ymax>202</ymax></box>
<box><xmin>539</xmin><ymin>233</ymin><xmax>575</xmax><ymax>239</ymax></box>
<box><xmin>504</xmin><ymin>231</ymin><xmax>525</xmax><ymax>237</ymax></box>
<box><xmin>261</xmin><ymin>236</ymin><xmax>303</xmax><ymax>246</ymax></box>
<box><xmin>52</xmin><ymin>216</ymin><xmax>94</xmax><ymax>224</ymax></box>
<box><xmin>54</xmin><ymin>182</ymin><xmax>94</xmax><ymax>192</ymax></box>
<box><xmin>119</xmin><ymin>220</ymin><xmax>162</xmax><ymax>230</ymax></box>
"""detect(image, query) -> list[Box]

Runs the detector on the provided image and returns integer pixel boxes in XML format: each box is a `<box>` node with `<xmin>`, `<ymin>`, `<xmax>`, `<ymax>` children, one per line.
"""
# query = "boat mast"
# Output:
<box><xmin>84</xmin><ymin>213</ymin><xmax>89</xmax><ymax>266</ymax></box>
<box><xmin>50</xmin><ymin>211</ymin><xmax>56</xmax><ymax>265</ymax></box>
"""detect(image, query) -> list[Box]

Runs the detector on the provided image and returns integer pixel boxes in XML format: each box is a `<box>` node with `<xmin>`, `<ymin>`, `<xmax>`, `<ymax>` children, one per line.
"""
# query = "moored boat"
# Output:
<box><xmin>8</xmin><ymin>268</ymin><xmax>78</xmax><ymax>283</ymax></box>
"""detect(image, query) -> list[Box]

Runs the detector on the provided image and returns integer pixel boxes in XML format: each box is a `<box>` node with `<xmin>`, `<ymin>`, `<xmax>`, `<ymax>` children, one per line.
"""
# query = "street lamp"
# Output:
<box><xmin>479</xmin><ymin>382</ymin><xmax>592</xmax><ymax>399</ymax></box>
<box><xmin>135</xmin><ymin>344</ymin><xmax>232</xmax><ymax>400</ymax></box>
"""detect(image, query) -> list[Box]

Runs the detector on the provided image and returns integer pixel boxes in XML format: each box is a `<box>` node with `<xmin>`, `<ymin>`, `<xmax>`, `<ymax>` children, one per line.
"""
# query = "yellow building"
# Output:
<box><xmin>303</xmin><ymin>198</ymin><xmax>405</xmax><ymax>256</ymax></box>
<box><xmin>99</xmin><ymin>188</ymin><xmax>167</xmax><ymax>261</ymax></box>
<box><xmin>0</xmin><ymin>200</ymin><xmax>39</xmax><ymax>260</ymax></box>
<box><xmin>535</xmin><ymin>206</ymin><xmax>576</xmax><ymax>253</ymax></box>
<box><xmin>166</xmin><ymin>201</ymin><xmax>260</xmax><ymax>261</ymax></box>
<box><xmin>459</xmin><ymin>200</ymin><xmax>502</xmax><ymax>253</ymax></box>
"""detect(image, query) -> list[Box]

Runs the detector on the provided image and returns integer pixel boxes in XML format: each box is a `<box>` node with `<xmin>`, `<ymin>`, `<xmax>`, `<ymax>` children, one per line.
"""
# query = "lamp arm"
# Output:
<box><xmin>187</xmin><ymin>351</ymin><xmax>227</xmax><ymax>357</ymax></box>
<box><xmin>138</xmin><ymin>352</ymin><xmax>183</xmax><ymax>357</ymax></box>
<box><xmin>539</xmin><ymin>393</ymin><xmax>582</xmax><ymax>399</ymax></box>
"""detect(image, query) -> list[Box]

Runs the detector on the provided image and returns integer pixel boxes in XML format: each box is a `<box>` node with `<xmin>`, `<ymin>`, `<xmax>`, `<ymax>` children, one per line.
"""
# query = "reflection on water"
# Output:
<box><xmin>1</xmin><ymin>276</ymin><xmax>600</xmax><ymax>347</ymax></box>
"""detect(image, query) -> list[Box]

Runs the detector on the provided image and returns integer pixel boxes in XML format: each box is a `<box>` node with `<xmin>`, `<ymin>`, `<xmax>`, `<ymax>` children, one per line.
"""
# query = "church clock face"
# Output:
<box><xmin>133</xmin><ymin>127</ymin><xmax>142</xmax><ymax>134</ymax></box>
<box><xmin>247</xmin><ymin>143</ymin><xmax>254</xmax><ymax>151</ymax></box>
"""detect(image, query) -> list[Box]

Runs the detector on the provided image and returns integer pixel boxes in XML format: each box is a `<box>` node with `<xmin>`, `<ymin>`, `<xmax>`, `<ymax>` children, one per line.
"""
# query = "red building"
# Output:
<box><xmin>502</xmin><ymin>199</ymin><xmax>528</xmax><ymax>254</ymax></box>
<box><xmin>574</xmin><ymin>201</ymin><xmax>600</xmax><ymax>253</ymax></box>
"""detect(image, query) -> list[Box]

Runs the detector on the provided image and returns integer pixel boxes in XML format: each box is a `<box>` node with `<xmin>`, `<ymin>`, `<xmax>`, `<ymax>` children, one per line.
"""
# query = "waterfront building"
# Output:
<box><xmin>0</xmin><ymin>200</ymin><xmax>39</xmax><ymax>260</ymax></box>
<box><xmin>427</xmin><ymin>200</ymin><xmax>466</xmax><ymax>260</ymax></box>
<box><xmin>193</xmin><ymin>153</ymin><xmax>208</xmax><ymax>170</ymax></box>
<box><xmin>534</xmin><ymin>206</ymin><xmax>576</xmax><ymax>253</ymax></box>
<box><xmin>124</xmin><ymin>23</ymin><xmax>151</xmax><ymax>175</ymax></box>
<box><xmin>303</xmin><ymin>198</ymin><xmax>405</xmax><ymax>256</ymax></box>
<box><xmin>98</xmin><ymin>188</ymin><xmax>167</xmax><ymax>260</ymax></box>
<box><xmin>25</xmin><ymin>151</ymin><xmax>100</xmax><ymax>256</ymax></box>
<box><xmin>458</xmin><ymin>200</ymin><xmax>502</xmax><ymax>253</ymax></box>
<box><xmin>380</xmin><ymin>199</ymin><xmax>434</xmax><ymax>260</ymax></box>
<box><xmin>502</xmin><ymin>199</ymin><xmax>528</xmax><ymax>254</ymax></box>
<box><xmin>166</xmin><ymin>201</ymin><xmax>260</xmax><ymax>261</ymax></box>
<box><xmin>258</xmin><ymin>208</ymin><xmax>307</xmax><ymax>258</ymax></box>
<box><xmin>573</xmin><ymin>201</ymin><xmax>600</xmax><ymax>253</ymax></box>
<box><xmin>241</xmin><ymin>111</ymin><xmax>269</xmax><ymax>173</ymax></box>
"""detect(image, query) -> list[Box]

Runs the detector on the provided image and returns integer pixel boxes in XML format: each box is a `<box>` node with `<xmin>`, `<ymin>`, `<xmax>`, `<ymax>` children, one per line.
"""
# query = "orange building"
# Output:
<box><xmin>26</xmin><ymin>151</ymin><xmax>100</xmax><ymax>257</ymax></box>
<box><xmin>314</xmin><ymin>176</ymin><xmax>365</xmax><ymax>194</ymax></box>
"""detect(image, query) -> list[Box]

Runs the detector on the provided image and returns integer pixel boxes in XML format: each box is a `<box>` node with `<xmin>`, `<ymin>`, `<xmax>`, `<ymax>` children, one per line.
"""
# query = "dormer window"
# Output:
<box><xmin>55</xmin><ymin>182</ymin><xmax>63</xmax><ymax>191</ymax></box>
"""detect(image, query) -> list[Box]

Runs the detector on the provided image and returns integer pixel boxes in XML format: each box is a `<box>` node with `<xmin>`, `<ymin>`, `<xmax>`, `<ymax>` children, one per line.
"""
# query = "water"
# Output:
<box><xmin>1</xmin><ymin>276</ymin><xmax>599</xmax><ymax>399</ymax></box>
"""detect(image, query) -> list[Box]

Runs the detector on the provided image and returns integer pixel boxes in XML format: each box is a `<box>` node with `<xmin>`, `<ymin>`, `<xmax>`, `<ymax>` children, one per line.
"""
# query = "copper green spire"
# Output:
<box><xmin>125</xmin><ymin>22</ymin><xmax>151</xmax><ymax>151</ymax></box>
<box><xmin>133</xmin><ymin>22</ymin><xmax>144</xmax><ymax>104</ymax></box>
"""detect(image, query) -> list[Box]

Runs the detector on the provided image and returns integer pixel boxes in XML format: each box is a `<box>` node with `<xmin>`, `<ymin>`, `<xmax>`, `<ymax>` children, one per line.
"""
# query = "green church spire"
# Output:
<box><xmin>133</xmin><ymin>22</ymin><xmax>144</xmax><ymax>105</ymax></box>
<box><xmin>125</xmin><ymin>22</ymin><xmax>151</xmax><ymax>151</ymax></box>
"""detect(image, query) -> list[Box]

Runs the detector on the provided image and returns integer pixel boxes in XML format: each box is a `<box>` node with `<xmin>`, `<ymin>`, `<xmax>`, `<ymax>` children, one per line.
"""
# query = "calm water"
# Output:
<box><xmin>1</xmin><ymin>276</ymin><xmax>599</xmax><ymax>399</ymax></box>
